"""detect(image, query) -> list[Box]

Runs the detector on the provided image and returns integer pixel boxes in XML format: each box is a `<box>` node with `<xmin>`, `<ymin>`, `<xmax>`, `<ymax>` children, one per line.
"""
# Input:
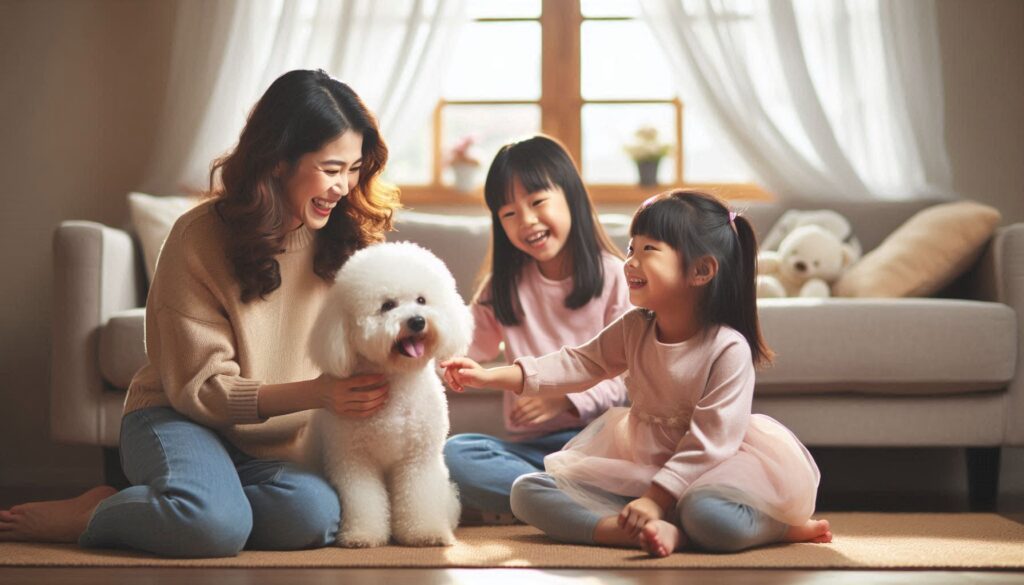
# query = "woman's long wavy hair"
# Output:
<box><xmin>210</xmin><ymin>69</ymin><xmax>399</xmax><ymax>302</ymax></box>
<box><xmin>630</xmin><ymin>190</ymin><xmax>772</xmax><ymax>366</ymax></box>
<box><xmin>478</xmin><ymin>135</ymin><xmax>622</xmax><ymax>326</ymax></box>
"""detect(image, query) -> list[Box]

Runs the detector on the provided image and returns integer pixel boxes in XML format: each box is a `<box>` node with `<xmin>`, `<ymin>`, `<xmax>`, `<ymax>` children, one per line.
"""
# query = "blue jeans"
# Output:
<box><xmin>510</xmin><ymin>473</ymin><xmax>788</xmax><ymax>553</ymax></box>
<box><xmin>443</xmin><ymin>430</ymin><xmax>579</xmax><ymax>515</ymax></box>
<box><xmin>79</xmin><ymin>407</ymin><xmax>339</xmax><ymax>558</ymax></box>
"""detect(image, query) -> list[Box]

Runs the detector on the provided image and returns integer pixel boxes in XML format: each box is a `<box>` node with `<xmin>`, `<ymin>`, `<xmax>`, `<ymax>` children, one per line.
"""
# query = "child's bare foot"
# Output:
<box><xmin>592</xmin><ymin>515</ymin><xmax>640</xmax><ymax>548</ymax></box>
<box><xmin>784</xmin><ymin>518</ymin><xmax>832</xmax><ymax>544</ymax></box>
<box><xmin>0</xmin><ymin>486</ymin><xmax>118</xmax><ymax>543</ymax></box>
<box><xmin>638</xmin><ymin>519</ymin><xmax>686</xmax><ymax>557</ymax></box>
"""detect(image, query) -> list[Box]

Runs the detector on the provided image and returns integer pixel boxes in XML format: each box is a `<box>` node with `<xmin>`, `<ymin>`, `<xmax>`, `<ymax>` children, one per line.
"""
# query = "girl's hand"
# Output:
<box><xmin>618</xmin><ymin>496</ymin><xmax>666</xmax><ymax>539</ymax></box>
<box><xmin>511</xmin><ymin>395</ymin><xmax>575</xmax><ymax>427</ymax></box>
<box><xmin>440</xmin><ymin>357</ymin><xmax>487</xmax><ymax>392</ymax></box>
<box><xmin>316</xmin><ymin>373</ymin><xmax>389</xmax><ymax>418</ymax></box>
<box><xmin>440</xmin><ymin>359</ymin><xmax>527</xmax><ymax>394</ymax></box>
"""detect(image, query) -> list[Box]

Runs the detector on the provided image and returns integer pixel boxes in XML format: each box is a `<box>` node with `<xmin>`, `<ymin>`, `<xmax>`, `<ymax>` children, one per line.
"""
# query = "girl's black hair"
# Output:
<box><xmin>479</xmin><ymin>135</ymin><xmax>621</xmax><ymax>326</ymax></box>
<box><xmin>629</xmin><ymin>190</ymin><xmax>772</xmax><ymax>365</ymax></box>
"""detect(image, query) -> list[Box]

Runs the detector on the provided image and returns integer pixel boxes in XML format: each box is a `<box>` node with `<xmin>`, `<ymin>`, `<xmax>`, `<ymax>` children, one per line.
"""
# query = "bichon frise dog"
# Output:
<box><xmin>308</xmin><ymin>241</ymin><xmax>472</xmax><ymax>548</ymax></box>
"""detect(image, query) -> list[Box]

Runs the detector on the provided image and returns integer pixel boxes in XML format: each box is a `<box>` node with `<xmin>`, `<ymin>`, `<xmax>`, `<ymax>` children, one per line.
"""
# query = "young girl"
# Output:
<box><xmin>443</xmin><ymin>191</ymin><xmax>831</xmax><ymax>556</ymax></box>
<box><xmin>0</xmin><ymin>70</ymin><xmax>400</xmax><ymax>557</ymax></box>
<box><xmin>442</xmin><ymin>135</ymin><xmax>631</xmax><ymax>523</ymax></box>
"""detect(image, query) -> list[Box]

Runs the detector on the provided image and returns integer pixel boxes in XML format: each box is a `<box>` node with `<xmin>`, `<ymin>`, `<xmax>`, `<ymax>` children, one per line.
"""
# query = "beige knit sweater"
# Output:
<box><xmin>124</xmin><ymin>200</ymin><xmax>332</xmax><ymax>463</ymax></box>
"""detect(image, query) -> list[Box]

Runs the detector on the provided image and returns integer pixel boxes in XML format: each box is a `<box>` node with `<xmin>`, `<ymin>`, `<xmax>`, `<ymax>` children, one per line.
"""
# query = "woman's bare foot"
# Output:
<box><xmin>0</xmin><ymin>486</ymin><xmax>118</xmax><ymax>543</ymax></box>
<box><xmin>784</xmin><ymin>518</ymin><xmax>833</xmax><ymax>544</ymax></box>
<box><xmin>638</xmin><ymin>519</ymin><xmax>687</xmax><ymax>557</ymax></box>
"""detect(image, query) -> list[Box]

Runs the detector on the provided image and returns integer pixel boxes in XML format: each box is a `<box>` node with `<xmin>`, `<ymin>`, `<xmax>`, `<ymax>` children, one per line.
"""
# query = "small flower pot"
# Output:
<box><xmin>636</xmin><ymin>159</ymin><xmax>661</xmax><ymax>186</ymax></box>
<box><xmin>451</xmin><ymin>162</ymin><xmax>480</xmax><ymax>193</ymax></box>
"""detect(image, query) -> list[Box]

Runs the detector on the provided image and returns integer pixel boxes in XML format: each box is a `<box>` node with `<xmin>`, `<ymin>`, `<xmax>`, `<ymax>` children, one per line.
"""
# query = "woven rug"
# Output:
<box><xmin>2</xmin><ymin>513</ymin><xmax>1022</xmax><ymax>569</ymax></box>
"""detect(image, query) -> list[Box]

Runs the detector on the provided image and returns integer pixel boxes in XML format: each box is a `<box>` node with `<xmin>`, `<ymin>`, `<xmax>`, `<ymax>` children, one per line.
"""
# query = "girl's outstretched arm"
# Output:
<box><xmin>440</xmin><ymin>357</ymin><xmax>525</xmax><ymax>394</ymax></box>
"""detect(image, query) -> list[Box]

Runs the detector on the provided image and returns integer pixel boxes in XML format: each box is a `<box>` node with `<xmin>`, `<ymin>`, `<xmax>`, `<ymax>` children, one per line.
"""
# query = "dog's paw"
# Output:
<box><xmin>393</xmin><ymin>529</ymin><xmax>456</xmax><ymax>547</ymax></box>
<box><xmin>336</xmin><ymin>530</ymin><xmax>389</xmax><ymax>548</ymax></box>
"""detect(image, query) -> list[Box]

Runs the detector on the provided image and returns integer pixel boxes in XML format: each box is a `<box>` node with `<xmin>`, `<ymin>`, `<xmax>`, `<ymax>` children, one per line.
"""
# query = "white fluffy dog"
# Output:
<box><xmin>308</xmin><ymin>241</ymin><xmax>472</xmax><ymax>548</ymax></box>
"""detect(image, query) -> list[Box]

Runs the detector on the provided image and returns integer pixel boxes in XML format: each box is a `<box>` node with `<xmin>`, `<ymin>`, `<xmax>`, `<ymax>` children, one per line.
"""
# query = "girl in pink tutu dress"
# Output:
<box><xmin>443</xmin><ymin>191</ymin><xmax>832</xmax><ymax>556</ymax></box>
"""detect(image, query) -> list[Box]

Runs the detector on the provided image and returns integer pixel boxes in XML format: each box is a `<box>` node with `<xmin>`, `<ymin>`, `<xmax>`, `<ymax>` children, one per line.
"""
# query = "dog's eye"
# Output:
<box><xmin>380</xmin><ymin>299</ymin><xmax>397</xmax><ymax>313</ymax></box>
<box><xmin>416</xmin><ymin>296</ymin><xmax>426</xmax><ymax>305</ymax></box>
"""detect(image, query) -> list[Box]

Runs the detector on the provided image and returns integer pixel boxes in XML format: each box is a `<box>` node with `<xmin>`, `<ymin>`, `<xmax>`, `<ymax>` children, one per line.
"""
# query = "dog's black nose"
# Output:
<box><xmin>407</xmin><ymin>316</ymin><xmax>426</xmax><ymax>332</ymax></box>
<box><xmin>794</xmin><ymin>261</ymin><xmax>807</xmax><ymax>273</ymax></box>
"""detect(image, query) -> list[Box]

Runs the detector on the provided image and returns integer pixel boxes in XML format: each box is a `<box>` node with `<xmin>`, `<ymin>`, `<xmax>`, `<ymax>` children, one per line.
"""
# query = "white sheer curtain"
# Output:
<box><xmin>639</xmin><ymin>0</ymin><xmax>953</xmax><ymax>200</ymax></box>
<box><xmin>142</xmin><ymin>0</ymin><xmax>468</xmax><ymax>195</ymax></box>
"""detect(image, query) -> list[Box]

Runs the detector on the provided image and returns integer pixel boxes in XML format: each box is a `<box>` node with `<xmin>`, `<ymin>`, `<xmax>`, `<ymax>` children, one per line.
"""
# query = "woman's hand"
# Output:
<box><xmin>315</xmin><ymin>373</ymin><xmax>389</xmax><ymax>418</ymax></box>
<box><xmin>618</xmin><ymin>496</ymin><xmax>666</xmax><ymax>539</ymax></box>
<box><xmin>511</xmin><ymin>395</ymin><xmax>575</xmax><ymax>426</ymax></box>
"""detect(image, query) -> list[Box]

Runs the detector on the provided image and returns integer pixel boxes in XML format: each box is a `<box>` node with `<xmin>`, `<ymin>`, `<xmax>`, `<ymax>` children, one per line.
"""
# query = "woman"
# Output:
<box><xmin>0</xmin><ymin>69</ymin><xmax>400</xmax><ymax>557</ymax></box>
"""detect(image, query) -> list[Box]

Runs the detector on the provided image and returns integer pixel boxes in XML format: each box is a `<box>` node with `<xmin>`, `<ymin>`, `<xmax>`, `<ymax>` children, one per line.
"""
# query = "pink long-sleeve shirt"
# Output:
<box><xmin>516</xmin><ymin>309</ymin><xmax>757</xmax><ymax>499</ymax></box>
<box><xmin>469</xmin><ymin>251</ymin><xmax>631</xmax><ymax>439</ymax></box>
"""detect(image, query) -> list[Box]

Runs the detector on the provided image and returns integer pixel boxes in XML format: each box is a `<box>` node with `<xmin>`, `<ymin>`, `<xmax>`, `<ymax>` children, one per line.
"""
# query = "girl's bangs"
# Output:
<box><xmin>513</xmin><ymin>161</ymin><xmax>556</xmax><ymax>198</ymax></box>
<box><xmin>485</xmin><ymin>150</ymin><xmax>557</xmax><ymax>211</ymax></box>
<box><xmin>630</xmin><ymin>198</ymin><xmax>683</xmax><ymax>244</ymax></box>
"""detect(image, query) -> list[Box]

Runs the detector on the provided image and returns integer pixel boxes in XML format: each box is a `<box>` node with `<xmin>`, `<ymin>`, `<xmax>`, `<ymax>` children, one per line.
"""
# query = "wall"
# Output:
<box><xmin>0</xmin><ymin>0</ymin><xmax>1020</xmax><ymax>507</ymax></box>
<box><xmin>0</xmin><ymin>0</ymin><xmax>175</xmax><ymax>487</ymax></box>
<box><xmin>939</xmin><ymin>0</ymin><xmax>1024</xmax><ymax>224</ymax></box>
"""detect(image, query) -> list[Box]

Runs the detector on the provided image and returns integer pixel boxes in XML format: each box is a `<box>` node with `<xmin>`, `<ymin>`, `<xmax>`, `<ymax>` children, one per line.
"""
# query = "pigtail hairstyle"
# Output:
<box><xmin>728</xmin><ymin>213</ymin><xmax>773</xmax><ymax>365</ymax></box>
<box><xmin>479</xmin><ymin>135</ymin><xmax>621</xmax><ymax>326</ymax></box>
<box><xmin>630</xmin><ymin>190</ymin><xmax>772</xmax><ymax>366</ymax></box>
<box><xmin>210</xmin><ymin>69</ymin><xmax>398</xmax><ymax>302</ymax></box>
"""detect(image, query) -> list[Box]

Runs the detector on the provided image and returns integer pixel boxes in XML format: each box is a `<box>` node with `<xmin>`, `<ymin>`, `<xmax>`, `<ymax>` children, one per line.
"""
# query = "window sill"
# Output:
<box><xmin>397</xmin><ymin>183</ymin><xmax>774</xmax><ymax>207</ymax></box>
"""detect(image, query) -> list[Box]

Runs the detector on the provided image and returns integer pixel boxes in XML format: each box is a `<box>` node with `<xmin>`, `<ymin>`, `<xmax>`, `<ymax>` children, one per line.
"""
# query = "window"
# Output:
<box><xmin>391</xmin><ymin>0</ymin><xmax>769</xmax><ymax>204</ymax></box>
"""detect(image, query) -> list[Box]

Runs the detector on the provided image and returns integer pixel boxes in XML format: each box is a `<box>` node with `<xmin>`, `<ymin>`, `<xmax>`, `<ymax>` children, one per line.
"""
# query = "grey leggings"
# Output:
<box><xmin>510</xmin><ymin>472</ymin><xmax>788</xmax><ymax>552</ymax></box>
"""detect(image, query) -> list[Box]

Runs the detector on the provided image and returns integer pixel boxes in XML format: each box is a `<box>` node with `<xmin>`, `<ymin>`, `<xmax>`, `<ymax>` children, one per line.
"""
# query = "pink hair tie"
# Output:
<box><xmin>641</xmin><ymin>194</ymin><xmax>661</xmax><ymax>209</ymax></box>
<box><xmin>728</xmin><ymin>211</ymin><xmax>737</xmax><ymax>223</ymax></box>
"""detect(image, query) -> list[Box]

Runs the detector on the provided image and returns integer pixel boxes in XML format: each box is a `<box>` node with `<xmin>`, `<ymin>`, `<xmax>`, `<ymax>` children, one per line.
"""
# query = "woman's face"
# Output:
<box><xmin>282</xmin><ymin>130</ymin><xmax>364</xmax><ymax>232</ymax></box>
<box><xmin>496</xmin><ymin>177</ymin><xmax>573</xmax><ymax>280</ymax></box>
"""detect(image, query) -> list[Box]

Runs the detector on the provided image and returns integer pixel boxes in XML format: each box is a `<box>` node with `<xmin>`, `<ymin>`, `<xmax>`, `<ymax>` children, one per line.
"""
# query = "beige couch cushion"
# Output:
<box><xmin>756</xmin><ymin>298</ymin><xmax>1016</xmax><ymax>395</ymax></box>
<box><xmin>833</xmin><ymin>201</ymin><xmax>1001</xmax><ymax>298</ymax></box>
<box><xmin>98</xmin><ymin>308</ymin><xmax>147</xmax><ymax>389</ymax></box>
<box><xmin>128</xmin><ymin>192</ymin><xmax>199</xmax><ymax>283</ymax></box>
<box><xmin>100</xmin><ymin>298</ymin><xmax>1017</xmax><ymax>396</ymax></box>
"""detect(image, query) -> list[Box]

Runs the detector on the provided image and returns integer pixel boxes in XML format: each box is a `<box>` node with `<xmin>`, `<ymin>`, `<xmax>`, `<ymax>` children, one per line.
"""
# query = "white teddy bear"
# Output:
<box><xmin>756</xmin><ymin>224</ymin><xmax>858</xmax><ymax>298</ymax></box>
<box><xmin>760</xmin><ymin>209</ymin><xmax>862</xmax><ymax>259</ymax></box>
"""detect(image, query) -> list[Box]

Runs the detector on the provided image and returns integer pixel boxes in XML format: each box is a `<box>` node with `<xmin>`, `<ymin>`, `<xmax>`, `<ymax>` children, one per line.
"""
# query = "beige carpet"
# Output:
<box><xmin>1</xmin><ymin>513</ymin><xmax>1022</xmax><ymax>569</ymax></box>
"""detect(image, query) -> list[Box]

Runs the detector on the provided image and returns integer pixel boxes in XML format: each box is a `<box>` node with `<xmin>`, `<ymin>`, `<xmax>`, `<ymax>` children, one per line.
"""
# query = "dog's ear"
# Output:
<box><xmin>309</xmin><ymin>299</ymin><xmax>356</xmax><ymax>378</ymax></box>
<box><xmin>437</xmin><ymin>296</ymin><xmax>475</xmax><ymax>361</ymax></box>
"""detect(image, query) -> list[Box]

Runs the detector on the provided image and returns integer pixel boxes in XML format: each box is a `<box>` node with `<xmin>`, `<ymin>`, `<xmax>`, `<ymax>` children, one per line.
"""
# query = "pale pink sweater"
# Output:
<box><xmin>516</xmin><ymin>309</ymin><xmax>757</xmax><ymax>499</ymax></box>
<box><xmin>469</xmin><ymin>252</ymin><xmax>631</xmax><ymax>439</ymax></box>
<box><xmin>124</xmin><ymin>201</ymin><xmax>331</xmax><ymax>463</ymax></box>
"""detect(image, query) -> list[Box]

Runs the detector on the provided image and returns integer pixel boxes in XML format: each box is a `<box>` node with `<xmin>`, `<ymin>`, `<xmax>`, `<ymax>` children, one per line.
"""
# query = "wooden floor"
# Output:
<box><xmin>3</xmin><ymin>488</ymin><xmax>1023</xmax><ymax>585</ymax></box>
<box><xmin>1</xmin><ymin>567</ymin><xmax>1023</xmax><ymax>585</ymax></box>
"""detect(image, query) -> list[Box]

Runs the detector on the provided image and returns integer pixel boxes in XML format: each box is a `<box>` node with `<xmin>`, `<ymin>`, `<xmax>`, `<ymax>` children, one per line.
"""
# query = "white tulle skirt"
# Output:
<box><xmin>543</xmin><ymin>407</ymin><xmax>820</xmax><ymax>525</ymax></box>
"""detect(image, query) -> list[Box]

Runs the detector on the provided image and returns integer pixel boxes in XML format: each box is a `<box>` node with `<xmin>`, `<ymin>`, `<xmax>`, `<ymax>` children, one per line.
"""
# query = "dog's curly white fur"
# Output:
<box><xmin>308</xmin><ymin>242</ymin><xmax>472</xmax><ymax>547</ymax></box>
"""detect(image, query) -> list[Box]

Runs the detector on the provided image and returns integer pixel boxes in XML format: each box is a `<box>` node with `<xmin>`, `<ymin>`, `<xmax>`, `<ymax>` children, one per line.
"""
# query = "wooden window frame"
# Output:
<box><xmin>398</xmin><ymin>0</ymin><xmax>771</xmax><ymax>205</ymax></box>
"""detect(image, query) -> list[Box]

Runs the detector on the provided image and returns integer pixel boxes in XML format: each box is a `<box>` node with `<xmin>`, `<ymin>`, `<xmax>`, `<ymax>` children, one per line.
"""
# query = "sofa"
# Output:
<box><xmin>51</xmin><ymin>198</ymin><xmax>1023</xmax><ymax>509</ymax></box>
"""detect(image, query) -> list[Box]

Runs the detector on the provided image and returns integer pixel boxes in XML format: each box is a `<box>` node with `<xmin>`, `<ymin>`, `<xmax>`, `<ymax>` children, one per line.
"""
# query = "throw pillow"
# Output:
<box><xmin>833</xmin><ymin>200</ymin><xmax>1001</xmax><ymax>298</ymax></box>
<box><xmin>127</xmin><ymin>192</ymin><xmax>198</xmax><ymax>283</ymax></box>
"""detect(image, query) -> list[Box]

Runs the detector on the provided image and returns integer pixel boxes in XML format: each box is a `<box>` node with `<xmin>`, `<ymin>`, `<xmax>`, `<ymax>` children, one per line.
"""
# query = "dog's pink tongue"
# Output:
<box><xmin>401</xmin><ymin>337</ymin><xmax>425</xmax><ymax>358</ymax></box>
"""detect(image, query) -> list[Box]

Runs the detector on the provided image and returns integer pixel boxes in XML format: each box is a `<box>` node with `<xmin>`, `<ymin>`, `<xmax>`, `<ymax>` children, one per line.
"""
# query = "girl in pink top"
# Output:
<box><xmin>443</xmin><ymin>135</ymin><xmax>630</xmax><ymax>524</ymax></box>
<box><xmin>444</xmin><ymin>191</ymin><xmax>831</xmax><ymax>556</ymax></box>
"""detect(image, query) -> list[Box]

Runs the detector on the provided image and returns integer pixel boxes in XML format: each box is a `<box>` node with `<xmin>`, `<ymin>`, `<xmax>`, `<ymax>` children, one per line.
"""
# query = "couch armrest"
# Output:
<box><xmin>969</xmin><ymin>223</ymin><xmax>1024</xmax><ymax>445</ymax></box>
<box><xmin>51</xmin><ymin>221</ymin><xmax>144</xmax><ymax>446</ymax></box>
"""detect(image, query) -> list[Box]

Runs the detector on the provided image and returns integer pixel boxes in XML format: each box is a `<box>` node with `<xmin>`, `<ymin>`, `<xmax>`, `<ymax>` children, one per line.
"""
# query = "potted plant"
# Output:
<box><xmin>624</xmin><ymin>125</ymin><xmax>671</xmax><ymax>186</ymax></box>
<box><xmin>447</xmin><ymin>134</ymin><xmax>482</xmax><ymax>193</ymax></box>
